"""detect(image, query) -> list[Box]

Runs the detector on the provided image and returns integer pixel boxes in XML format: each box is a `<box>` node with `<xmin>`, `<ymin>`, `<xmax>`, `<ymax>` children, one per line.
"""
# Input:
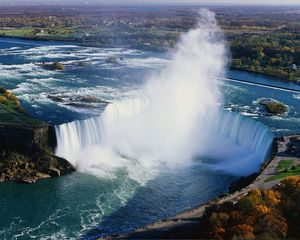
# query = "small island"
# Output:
<box><xmin>0</xmin><ymin>87</ymin><xmax>74</xmax><ymax>183</ymax></box>
<box><xmin>259</xmin><ymin>99</ymin><xmax>287</xmax><ymax>115</ymax></box>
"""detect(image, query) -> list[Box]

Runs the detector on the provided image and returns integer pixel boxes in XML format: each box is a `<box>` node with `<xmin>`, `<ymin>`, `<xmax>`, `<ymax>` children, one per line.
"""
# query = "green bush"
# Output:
<box><xmin>260</xmin><ymin>100</ymin><xmax>287</xmax><ymax>115</ymax></box>
<box><xmin>265</xmin><ymin>102</ymin><xmax>287</xmax><ymax>115</ymax></box>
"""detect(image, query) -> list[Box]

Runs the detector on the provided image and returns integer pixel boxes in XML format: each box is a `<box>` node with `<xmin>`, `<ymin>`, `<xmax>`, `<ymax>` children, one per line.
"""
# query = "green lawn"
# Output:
<box><xmin>266</xmin><ymin>159</ymin><xmax>300</xmax><ymax>182</ymax></box>
<box><xmin>276</xmin><ymin>160</ymin><xmax>294</xmax><ymax>171</ymax></box>
<box><xmin>0</xmin><ymin>28</ymin><xmax>34</xmax><ymax>37</ymax></box>
<box><xmin>0</xmin><ymin>27</ymin><xmax>75</xmax><ymax>39</ymax></box>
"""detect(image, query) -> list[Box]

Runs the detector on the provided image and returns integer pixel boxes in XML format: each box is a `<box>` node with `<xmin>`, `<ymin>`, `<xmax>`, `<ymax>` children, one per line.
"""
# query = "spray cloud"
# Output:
<box><xmin>56</xmin><ymin>9</ymin><xmax>228</xmax><ymax>180</ymax></box>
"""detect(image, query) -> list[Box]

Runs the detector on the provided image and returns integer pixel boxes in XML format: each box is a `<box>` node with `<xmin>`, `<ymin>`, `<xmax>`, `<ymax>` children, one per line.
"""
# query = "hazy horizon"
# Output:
<box><xmin>0</xmin><ymin>0</ymin><xmax>299</xmax><ymax>6</ymax></box>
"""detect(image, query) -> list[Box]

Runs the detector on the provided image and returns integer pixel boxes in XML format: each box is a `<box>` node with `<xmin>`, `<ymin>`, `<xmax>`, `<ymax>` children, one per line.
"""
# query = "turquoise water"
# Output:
<box><xmin>0</xmin><ymin>167</ymin><xmax>233</xmax><ymax>239</ymax></box>
<box><xmin>0</xmin><ymin>38</ymin><xmax>299</xmax><ymax>239</ymax></box>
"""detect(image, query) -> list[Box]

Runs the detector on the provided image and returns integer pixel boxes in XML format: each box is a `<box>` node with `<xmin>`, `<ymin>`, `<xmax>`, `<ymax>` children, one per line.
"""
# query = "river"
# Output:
<box><xmin>0</xmin><ymin>37</ymin><xmax>299</xmax><ymax>239</ymax></box>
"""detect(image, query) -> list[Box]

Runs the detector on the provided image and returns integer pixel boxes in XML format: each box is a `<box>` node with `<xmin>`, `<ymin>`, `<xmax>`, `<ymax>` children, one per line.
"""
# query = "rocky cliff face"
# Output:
<box><xmin>0</xmin><ymin>124</ymin><xmax>50</xmax><ymax>152</ymax></box>
<box><xmin>0</xmin><ymin>124</ymin><xmax>75</xmax><ymax>183</ymax></box>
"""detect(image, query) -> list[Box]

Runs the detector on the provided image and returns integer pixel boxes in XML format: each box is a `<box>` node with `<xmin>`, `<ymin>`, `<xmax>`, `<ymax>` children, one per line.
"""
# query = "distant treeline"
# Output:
<box><xmin>0</xmin><ymin>5</ymin><xmax>299</xmax><ymax>82</ymax></box>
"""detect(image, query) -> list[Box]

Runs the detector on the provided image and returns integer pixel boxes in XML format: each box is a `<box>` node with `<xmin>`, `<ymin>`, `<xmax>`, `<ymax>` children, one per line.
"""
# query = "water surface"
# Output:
<box><xmin>0</xmin><ymin>38</ymin><xmax>299</xmax><ymax>239</ymax></box>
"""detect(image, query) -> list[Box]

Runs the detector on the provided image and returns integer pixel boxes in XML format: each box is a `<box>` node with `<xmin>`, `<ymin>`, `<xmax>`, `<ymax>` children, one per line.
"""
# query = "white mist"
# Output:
<box><xmin>102</xmin><ymin>10</ymin><xmax>226</xmax><ymax>163</ymax></box>
<box><xmin>56</xmin><ymin>10</ymin><xmax>226</xmax><ymax>176</ymax></box>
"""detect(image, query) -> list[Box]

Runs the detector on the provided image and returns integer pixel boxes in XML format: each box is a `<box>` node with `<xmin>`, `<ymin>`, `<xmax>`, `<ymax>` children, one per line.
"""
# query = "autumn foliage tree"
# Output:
<box><xmin>200</xmin><ymin>177</ymin><xmax>300</xmax><ymax>240</ymax></box>
<box><xmin>275</xmin><ymin>176</ymin><xmax>300</xmax><ymax>238</ymax></box>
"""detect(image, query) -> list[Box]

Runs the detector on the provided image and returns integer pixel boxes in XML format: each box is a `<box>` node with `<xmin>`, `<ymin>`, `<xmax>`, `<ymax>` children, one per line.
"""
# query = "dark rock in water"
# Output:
<box><xmin>49</xmin><ymin>166</ymin><xmax>61</xmax><ymax>176</ymax></box>
<box><xmin>78</xmin><ymin>61</ymin><xmax>90</xmax><ymax>67</ymax></box>
<box><xmin>79</xmin><ymin>96</ymin><xmax>109</xmax><ymax>104</ymax></box>
<box><xmin>47</xmin><ymin>95</ymin><xmax>64</xmax><ymax>102</ymax></box>
<box><xmin>47</xmin><ymin>93</ymin><xmax>109</xmax><ymax>105</ymax></box>
<box><xmin>36</xmin><ymin>62</ymin><xmax>65</xmax><ymax>71</ymax></box>
<box><xmin>19</xmin><ymin>176</ymin><xmax>39</xmax><ymax>184</ymax></box>
<box><xmin>52</xmin><ymin>62</ymin><xmax>64</xmax><ymax>70</ymax></box>
<box><xmin>18</xmin><ymin>175</ymin><xmax>39</xmax><ymax>183</ymax></box>
<box><xmin>36</xmin><ymin>172</ymin><xmax>51</xmax><ymax>179</ymax></box>
<box><xmin>38</xmin><ymin>62</ymin><xmax>64</xmax><ymax>71</ymax></box>
<box><xmin>65</xmin><ymin>103</ymin><xmax>98</xmax><ymax>108</ymax></box>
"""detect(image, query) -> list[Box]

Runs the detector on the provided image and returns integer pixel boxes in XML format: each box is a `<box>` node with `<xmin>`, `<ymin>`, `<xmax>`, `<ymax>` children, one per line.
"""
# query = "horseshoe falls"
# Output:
<box><xmin>54</xmin><ymin>10</ymin><xmax>273</xmax><ymax>179</ymax></box>
<box><xmin>55</xmin><ymin>105</ymin><xmax>274</xmax><ymax>177</ymax></box>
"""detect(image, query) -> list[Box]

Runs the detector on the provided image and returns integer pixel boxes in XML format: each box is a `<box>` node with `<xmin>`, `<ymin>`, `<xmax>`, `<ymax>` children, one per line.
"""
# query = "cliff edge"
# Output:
<box><xmin>0</xmin><ymin>87</ymin><xmax>75</xmax><ymax>183</ymax></box>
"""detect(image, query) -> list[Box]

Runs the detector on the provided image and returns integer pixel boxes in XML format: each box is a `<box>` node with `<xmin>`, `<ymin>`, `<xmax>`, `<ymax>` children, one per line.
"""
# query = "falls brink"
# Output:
<box><xmin>55</xmin><ymin>100</ymin><xmax>274</xmax><ymax>176</ymax></box>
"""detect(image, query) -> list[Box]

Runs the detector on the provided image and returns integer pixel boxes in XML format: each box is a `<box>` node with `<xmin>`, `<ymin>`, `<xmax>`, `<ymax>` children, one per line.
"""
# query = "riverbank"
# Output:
<box><xmin>110</xmin><ymin>135</ymin><xmax>300</xmax><ymax>239</ymax></box>
<box><xmin>231</xmin><ymin>66</ymin><xmax>300</xmax><ymax>84</ymax></box>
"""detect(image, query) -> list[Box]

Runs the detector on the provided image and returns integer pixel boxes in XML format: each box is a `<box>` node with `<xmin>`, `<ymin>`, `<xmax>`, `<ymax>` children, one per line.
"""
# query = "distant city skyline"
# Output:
<box><xmin>0</xmin><ymin>0</ymin><xmax>299</xmax><ymax>6</ymax></box>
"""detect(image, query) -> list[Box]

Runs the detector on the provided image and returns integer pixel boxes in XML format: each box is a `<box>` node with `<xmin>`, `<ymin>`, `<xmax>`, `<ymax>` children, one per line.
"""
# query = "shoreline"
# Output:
<box><xmin>230</xmin><ymin>66</ymin><xmax>300</xmax><ymax>85</ymax></box>
<box><xmin>109</xmin><ymin>135</ymin><xmax>300</xmax><ymax>239</ymax></box>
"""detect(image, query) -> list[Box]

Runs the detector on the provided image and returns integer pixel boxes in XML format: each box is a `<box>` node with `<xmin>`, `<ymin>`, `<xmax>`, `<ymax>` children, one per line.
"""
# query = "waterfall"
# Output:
<box><xmin>55</xmin><ymin>10</ymin><xmax>274</xmax><ymax>177</ymax></box>
<box><xmin>55</xmin><ymin>117</ymin><xmax>104</xmax><ymax>161</ymax></box>
<box><xmin>55</xmin><ymin>99</ymin><xmax>274</xmax><ymax>176</ymax></box>
<box><xmin>55</xmin><ymin>98</ymin><xmax>147</xmax><ymax>163</ymax></box>
<box><xmin>215</xmin><ymin>111</ymin><xmax>274</xmax><ymax>164</ymax></box>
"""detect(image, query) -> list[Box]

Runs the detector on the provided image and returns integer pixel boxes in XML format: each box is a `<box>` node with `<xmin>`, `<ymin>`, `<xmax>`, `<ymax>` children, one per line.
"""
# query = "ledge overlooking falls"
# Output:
<box><xmin>0</xmin><ymin>88</ymin><xmax>75</xmax><ymax>183</ymax></box>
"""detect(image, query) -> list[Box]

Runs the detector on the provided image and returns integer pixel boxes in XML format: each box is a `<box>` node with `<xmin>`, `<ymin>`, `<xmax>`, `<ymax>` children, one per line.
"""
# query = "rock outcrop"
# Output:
<box><xmin>0</xmin><ymin>124</ymin><xmax>75</xmax><ymax>183</ymax></box>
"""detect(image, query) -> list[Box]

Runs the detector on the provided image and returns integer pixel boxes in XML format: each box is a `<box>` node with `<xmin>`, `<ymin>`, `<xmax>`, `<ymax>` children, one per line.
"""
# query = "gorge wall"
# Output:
<box><xmin>0</xmin><ymin>124</ymin><xmax>55</xmax><ymax>153</ymax></box>
<box><xmin>0</xmin><ymin>124</ymin><xmax>74</xmax><ymax>183</ymax></box>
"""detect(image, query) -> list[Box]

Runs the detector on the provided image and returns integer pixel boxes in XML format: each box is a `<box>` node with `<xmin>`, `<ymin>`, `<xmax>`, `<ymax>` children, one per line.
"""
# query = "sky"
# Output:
<box><xmin>0</xmin><ymin>0</ymin><xmax>299</xmax><ymax>5</ymax></box>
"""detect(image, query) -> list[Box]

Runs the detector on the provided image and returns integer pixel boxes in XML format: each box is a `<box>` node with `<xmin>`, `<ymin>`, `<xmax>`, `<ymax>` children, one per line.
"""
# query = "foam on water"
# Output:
<box><xmin>120</xmin><ymin>57</ymin><xmax>170</xmax><ymax>68</ymax></box>
<box><xmin>9</xmin><ymin>45</ymin><xmax>143</xmax><ymax>61</ymax></box>
<box><xmin>293</xmin><ymin>94</ymin><xmax>300</xmax><ymax>99</ymax></box>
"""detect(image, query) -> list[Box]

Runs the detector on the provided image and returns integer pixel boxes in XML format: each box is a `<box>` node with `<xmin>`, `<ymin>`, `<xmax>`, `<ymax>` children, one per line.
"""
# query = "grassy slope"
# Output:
<box><xmin>266</xmin><ymin>159</ymin><xmax>300</xmax><ymax>181</ymax></box>
<box><xmin>0</xmin><ymin>90</ymin><xmax>44</xmax><ymax>126</ymax></box>
<box><xmin>0</xmin><ymin>28</ymin><xmax>33</xmax><ymax>37</ymax></box>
